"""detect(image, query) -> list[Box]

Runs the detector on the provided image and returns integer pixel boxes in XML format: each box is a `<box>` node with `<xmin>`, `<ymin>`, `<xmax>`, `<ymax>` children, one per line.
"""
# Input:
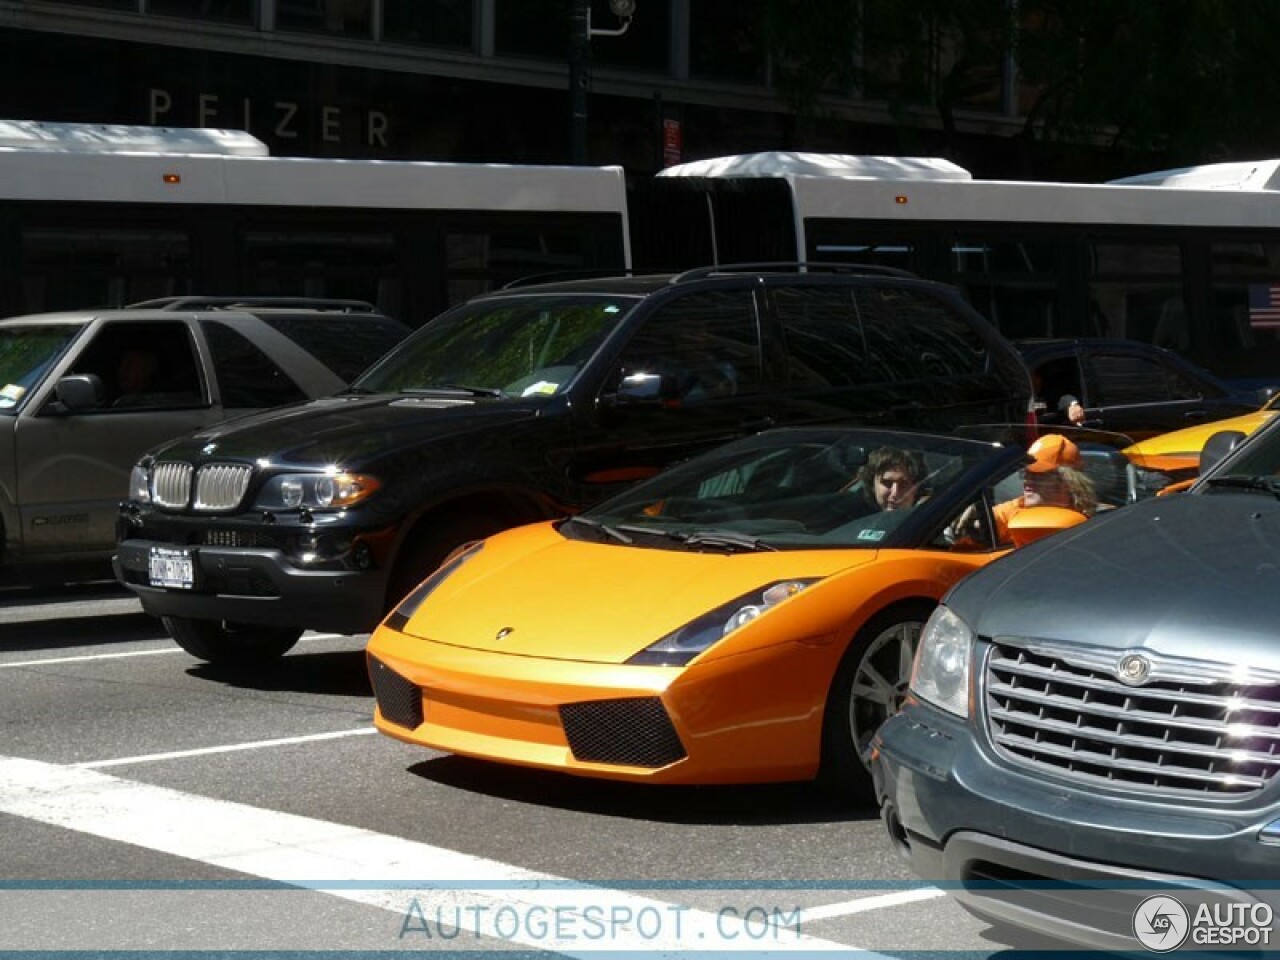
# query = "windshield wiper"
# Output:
<box><xmin>401</xmin><ymin>385</ymin><xmax>508</xmax><ymax>399</ymax></box>
<box><xmin>337</xmin><ymin>386</ymin><xmax>376</xmax><ymax>395</ymax></box>
<box><xmin>1205</xmin><ymin>475</ymin><xmax>1280</xmax><ymax>499</ymax></box>
<box><xmin>682</xmin><ymin>530</ymin><xmax>779</xmax><ymax>553</ymax></box>
<box><xmin>626</xmin><ymin>527</ymin><xmax>779</xmax><ymax>553</ymax></box>
<box><xmin>566</xmin><ymin>515</ymin><xmax>634</xmax><ymax>544</ymax></box>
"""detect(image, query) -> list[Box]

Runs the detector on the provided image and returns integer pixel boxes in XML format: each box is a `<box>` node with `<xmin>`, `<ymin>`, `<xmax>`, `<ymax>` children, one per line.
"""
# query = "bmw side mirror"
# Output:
<box><xmin>613</xmin><ymin>371</ymin><xmax>678</xmax><ymax>406</ymax></box>
<box><xmin>1200</xmin><ymin>429</ymin><xmax>1247</xmax><ymax>476</ymax></box>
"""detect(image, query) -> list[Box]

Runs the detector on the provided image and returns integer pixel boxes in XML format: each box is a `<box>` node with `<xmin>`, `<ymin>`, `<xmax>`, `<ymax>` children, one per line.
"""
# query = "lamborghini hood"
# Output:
<box><xmin>395</xmin><ymin>523</ymin><xmax>877</xmax><ymax>664</ymax></box>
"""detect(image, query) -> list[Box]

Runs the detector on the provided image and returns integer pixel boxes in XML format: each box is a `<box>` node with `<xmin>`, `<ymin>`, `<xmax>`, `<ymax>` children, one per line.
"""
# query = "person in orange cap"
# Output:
<box><xmin>990</xmin><ymin>433</ymin><xmax>1097</xmax><ymax>542</ymax></box>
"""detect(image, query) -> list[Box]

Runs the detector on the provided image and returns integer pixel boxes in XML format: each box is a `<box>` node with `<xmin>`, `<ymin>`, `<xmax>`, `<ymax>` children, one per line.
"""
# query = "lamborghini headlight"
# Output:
<box><xmin>910</xmin><ymin>605</ymin><xmax>973</xmax><ymax>717</ymax></box>
<box><xmin>255</xmin><ymin>471</ymin><xmax>381</xmax><ymax>510</ymax></box>
<box><xmin>626</xmin><ymin>579</ymin><xmax>819</xmax><ymax>667</ymax></box>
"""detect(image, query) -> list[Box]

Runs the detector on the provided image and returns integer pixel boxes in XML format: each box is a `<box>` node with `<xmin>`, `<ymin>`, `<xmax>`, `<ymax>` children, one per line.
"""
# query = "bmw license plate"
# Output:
<box><xmin>148</xmin><ymin>547</ymin><xmax>195</xmax><ymax>589</ymax></box>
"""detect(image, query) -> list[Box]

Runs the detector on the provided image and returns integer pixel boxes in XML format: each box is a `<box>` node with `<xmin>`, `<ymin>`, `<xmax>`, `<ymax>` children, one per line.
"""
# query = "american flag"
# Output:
<box><xmin>1248</xmin><ymin>283</ymin><xmax>1280</xmax><ymax>329</ymax></box>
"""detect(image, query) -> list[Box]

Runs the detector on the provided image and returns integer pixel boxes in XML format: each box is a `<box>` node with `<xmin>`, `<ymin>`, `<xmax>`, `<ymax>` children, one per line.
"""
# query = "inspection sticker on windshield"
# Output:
<box><xmin>857</xmin><ymin>529</ymin><xmax>887</xmax><ymax>541</ymax></box>
<box><xmin>0</xmin><ymin>384</ymin><xmax>25</xmax><ymax>407</ymax></box>
<box><xmin>520</xmin><ymin>381</ymin><xmax>559</xmax><ymax>396</ymax></box>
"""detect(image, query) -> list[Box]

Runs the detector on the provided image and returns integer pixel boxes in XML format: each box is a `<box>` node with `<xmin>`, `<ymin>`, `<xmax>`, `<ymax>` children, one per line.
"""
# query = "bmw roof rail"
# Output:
<box><xmin>500</xmin><ymin>268</ymin><xmax>639</xmax><ymax>290</ymax></box>
<box><xmin>125</xmin><ymin>296</ymin><xmax>380</xmax><ymax>313</ymax></box>
<box><xmin>670</xmin><ymin>262</ymin><xmax>920</xmax><ymax>283</ymax></box>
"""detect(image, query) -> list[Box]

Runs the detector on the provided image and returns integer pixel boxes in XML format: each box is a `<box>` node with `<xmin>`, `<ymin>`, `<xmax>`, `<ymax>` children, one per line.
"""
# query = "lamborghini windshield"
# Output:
<box><xmin>566</xmin><ymin>427</ymin><xmax>1019</xmax><ymax>551</ymax></box>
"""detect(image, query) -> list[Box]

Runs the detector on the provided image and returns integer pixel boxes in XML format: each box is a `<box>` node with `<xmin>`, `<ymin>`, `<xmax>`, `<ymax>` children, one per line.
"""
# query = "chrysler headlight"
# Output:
<box><xmin>626</xmin><ymin>579</ymin><xmax>818</xmax><ymax>667</ymax></box>
<box><xmin>255</xmin><ymin>472</ymin><xmax>380</xmax><ymax>510</ymax></box>
<box><xmin>382</xmin><ymin>542</ymin><xmax>485</xmax><ymax>632</ymax></box>
<box><xmin>910</xmin><ymin>605</ymin><xmax>973</xmax><ymax>717</ymax></box>
<box><xmin>129</xmin><ymin>463</ymin><xmax>152</xmax><ymax>504</ymax></box>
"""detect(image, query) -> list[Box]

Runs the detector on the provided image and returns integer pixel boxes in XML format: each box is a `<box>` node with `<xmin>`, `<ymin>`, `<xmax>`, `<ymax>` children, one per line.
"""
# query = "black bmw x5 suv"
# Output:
<box><xmin>115</xmin><ymin>264</ymin><xmax>1032</xmax><ymax>667</ymax></box>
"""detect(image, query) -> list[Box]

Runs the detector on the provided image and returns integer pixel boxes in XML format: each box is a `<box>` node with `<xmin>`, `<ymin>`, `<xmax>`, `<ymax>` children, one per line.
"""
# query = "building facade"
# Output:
<box><xmin>1</xmin><ymin>0</ymin><xmax>1078</xmax><ymax>177</ymax></box>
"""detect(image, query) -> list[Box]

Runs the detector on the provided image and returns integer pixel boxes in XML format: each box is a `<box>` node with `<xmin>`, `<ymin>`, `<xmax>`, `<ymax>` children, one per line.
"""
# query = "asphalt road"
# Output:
<box><xmin>0</xmin><ymin>582</ymin><xmax>1047</xmax><ymax>956</ymax></box>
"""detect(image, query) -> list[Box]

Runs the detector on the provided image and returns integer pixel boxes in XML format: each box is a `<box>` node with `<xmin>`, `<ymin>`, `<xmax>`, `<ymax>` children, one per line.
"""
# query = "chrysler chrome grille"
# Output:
<box><xmin>985</xmin><ymin>642</ymin><xmax>1280</xmax><ymax>795</ymax></box>
<box><xmin>193</xmin><ymin>463</ymin><xmax>253</xmax><ymax>511</ymax></box>
<box><xmin>151</xmin><ymin>462</ymin><xmax>193</xmax><ymax>508</ymax></box>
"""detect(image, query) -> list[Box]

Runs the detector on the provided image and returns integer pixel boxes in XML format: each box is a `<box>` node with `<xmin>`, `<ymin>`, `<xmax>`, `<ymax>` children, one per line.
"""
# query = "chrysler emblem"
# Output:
<box><xmin>1116</xmin><ymin>653</ymin><xmax>1151</xmax><ymax>686</ymax></box>
<box><xmin>495</xmin><ymin>627</ymin><xmax>514</xmax><ymax>642</ymax></box>
<box><xmin>202</xmin><ymin>442</ymin><xmax>218</xmax><ymax>455</ymax></box>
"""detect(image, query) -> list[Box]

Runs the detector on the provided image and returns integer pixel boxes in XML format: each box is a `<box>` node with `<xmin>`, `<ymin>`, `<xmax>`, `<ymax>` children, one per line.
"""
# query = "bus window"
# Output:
<box><xmin>1087</xmin><ymin>237</ymin><xmax>1184</xmax><ymax>346</ymax></box>
<box><xmin>810</xmin><ymin>231</ymin><xmax>916</xmax><ymax>272</ymax></box>
<box><xmin>240</xmin><ymin>228</ymin><xmax>400</xmax><ymax>317</ymax></box>
<box><xmin>1207</xmin><ymin>239</ymin><xmax>1280</xmax><ymax>378</ymax></box>
<box><xmin>21</xmin><ymin>226</ymin><xmax>192</xmax><ymax>312</ymax></box>
<box><xmin>445</xmin><ymin>227</ymin><xmax>601</xmax><ymax>303</ymax></box>
<box><xmin>949</xmin><ymin>234</ymin><xmax>1062</xmax><ymax>340</ymax></box>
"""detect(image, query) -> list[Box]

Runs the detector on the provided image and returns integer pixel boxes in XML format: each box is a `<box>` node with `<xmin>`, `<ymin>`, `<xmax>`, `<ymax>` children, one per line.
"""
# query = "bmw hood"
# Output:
<box><xmin>949</xmin><ymin>494</ymin><xmax>1280</xmax><ymax>672</ymax></box>
<box><xmin>399</xmin><ymin>523</ymin><xmax>877</xmax><ymax>664</ymax></box>
<box><xmin>147</xmin><ymin>393</ymin><xmax>547</xmax><ymax>468</ymax></box>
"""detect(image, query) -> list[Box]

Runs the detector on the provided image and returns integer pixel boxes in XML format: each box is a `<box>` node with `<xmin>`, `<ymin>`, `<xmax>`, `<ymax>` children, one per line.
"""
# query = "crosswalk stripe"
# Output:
<box><xmin>0</xmin><ymin>755</ymin><xmax>884</xmax><ymax>957</ymax></box>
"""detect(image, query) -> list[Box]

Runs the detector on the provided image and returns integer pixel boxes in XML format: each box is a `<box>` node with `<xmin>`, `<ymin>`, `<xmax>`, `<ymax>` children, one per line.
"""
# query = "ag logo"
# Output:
<box><xmin>1133</xmin><ymin>894</ymin><xmax>1190</xmax><ymax>952</ymax></box>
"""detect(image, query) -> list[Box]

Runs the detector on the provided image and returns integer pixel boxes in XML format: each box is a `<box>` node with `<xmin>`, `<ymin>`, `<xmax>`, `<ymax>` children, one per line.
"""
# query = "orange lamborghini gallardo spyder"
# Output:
<box><xmin>366</xmin><ymin>426</ymin><xmax>1098</xmax><ymax>797</ymax></box>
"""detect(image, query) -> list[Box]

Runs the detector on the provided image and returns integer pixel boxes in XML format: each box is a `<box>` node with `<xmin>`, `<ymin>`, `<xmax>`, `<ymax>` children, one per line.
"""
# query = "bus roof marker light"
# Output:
<box><xmin>162</xmin><ymin>173</ymin><xmax>181</xmax><ymax>185</ymax></box>
<box><xmin>894</xmin><ymin>195</ymin><xmax>909</xmax><ymax>205</ymax></box>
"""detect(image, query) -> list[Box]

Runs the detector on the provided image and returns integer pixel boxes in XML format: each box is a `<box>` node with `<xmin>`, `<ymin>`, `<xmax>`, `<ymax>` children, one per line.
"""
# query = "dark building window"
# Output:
<box><xmin>277</xmin><ymin>0</ymin><xmax>372</xmax><ymax>38</ymax></box>
<box><xmin>591</xmin><ymin>0</ymin><xmax>668</xmax><ymax>73</ymax></box>
<box><xmin>494</xmin><ymin>0</ymin><xmax>564</xmax><ymax>59</ymax></box>
<box><xmin>46</xmin><ymin>0</ymin><xmax>135</xmax><ymax>8</ymax></box>
<box><xmin>383</xmin><ymin>0</ymin><xmax>474</xmax><ymax>49</ymax></box>
<box><xmin>149</xmin><ymin>0</ymin><xmax>254</xmax><ymax>23</ymax></box>
<box><xmin>689</xmin><ymin>0</ymin><xmax>765</xmax><ymax>84</ymax></box>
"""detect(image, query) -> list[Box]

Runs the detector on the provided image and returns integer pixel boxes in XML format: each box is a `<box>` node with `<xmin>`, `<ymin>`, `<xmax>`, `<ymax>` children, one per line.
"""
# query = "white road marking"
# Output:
<box><xmin>75</xmin><ymin>727</ymin><xmax>380</xmax><ymax>769</ymax></box>
<box><xmin>0</xmin><ymin>648</ymin><xmax>181</xmax><ymax>668</ymax></box>
<box><xmin>0</xmin><ymin>755</ymin><xmax>885</xmax><ymax>956</ymax></box>
<box><xmin>793</xmin><ymin>888</ymin><xmax>947</xmax><ymax>923</ymax></box>
<box><xmin>0</xmin><ymin>631</ymin><xmax>351</xmax><ymax>669</ymax></box>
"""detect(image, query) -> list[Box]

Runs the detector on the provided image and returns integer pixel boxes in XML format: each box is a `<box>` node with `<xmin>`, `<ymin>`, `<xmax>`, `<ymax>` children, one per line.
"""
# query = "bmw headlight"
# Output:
<box><xmin>255</xmin><ymin>471</ymin><xmax>380</xmax><ymax>510</ymax></box>
<box><xmin>626</xmin><ymin>579</ymin><xmax>818</xmax><ymax>667</ymax></box>
<box><xmin>129</xmin><ymin>463</ymin><xmax>152</xmax><ymax>504</ymax></box>
<box><xmin>382</xmin><ymin>542</ymin><xmax>485</xmax><ymax>632</ymax></box>
<box><xmin>910</xmin><ymin>605</ymin><xmax>974</xmax><ymax>717</ymax></box>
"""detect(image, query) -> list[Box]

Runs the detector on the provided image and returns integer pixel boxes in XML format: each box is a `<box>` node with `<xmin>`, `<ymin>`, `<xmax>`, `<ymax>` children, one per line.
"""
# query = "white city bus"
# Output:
<box><xmin>0</xmin><ymin>120</ymin><xmax>631</xmax><ymax>325</ymax></box>
<box><xmin>645</xmin><ymin>151</ymin><xmax>1280</xmax><ymax>382</ymax></box>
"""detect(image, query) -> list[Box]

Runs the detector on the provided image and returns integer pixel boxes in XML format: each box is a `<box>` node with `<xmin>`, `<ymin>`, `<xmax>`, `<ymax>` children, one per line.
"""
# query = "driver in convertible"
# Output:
<box><xmin>855</xmin><ymin>447</ymin><xmax>927</xmax><ymax>512</ymax></box>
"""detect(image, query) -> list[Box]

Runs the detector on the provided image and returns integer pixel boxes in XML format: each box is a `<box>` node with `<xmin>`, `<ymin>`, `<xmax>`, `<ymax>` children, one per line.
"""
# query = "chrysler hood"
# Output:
<box><xmin>950</xmin><ymin>494</ymin><xmax>1280</xmax><ymax>673</ymax></box>
<box><xmin>147</xmin><ymin>393</ymin><xmax>547</xmax><ymax>468</ymax></box>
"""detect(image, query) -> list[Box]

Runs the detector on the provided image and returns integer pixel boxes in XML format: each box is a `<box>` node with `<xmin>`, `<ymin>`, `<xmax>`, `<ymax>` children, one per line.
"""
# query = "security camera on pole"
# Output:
<box><xmin>568</xmin><ymin>0</ymin><xmax>636</xmax><ymax>165</ymax></box>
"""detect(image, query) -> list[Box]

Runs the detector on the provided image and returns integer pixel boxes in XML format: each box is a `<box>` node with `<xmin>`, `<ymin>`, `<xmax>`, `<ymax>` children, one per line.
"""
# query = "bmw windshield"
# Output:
<box><xmin>0</xmin><ymin>325</ymin><xmax>81</xmax><ymax>414</ymax></box>
<box><xmin>350</xmin><ymin>294</ymin><xmax>638</xmax><ymax>398</ymax></box>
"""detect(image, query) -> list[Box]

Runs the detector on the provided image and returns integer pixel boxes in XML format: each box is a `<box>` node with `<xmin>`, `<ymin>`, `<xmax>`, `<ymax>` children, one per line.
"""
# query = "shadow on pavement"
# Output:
<box><xmin>405</xmin><ymin>754</ymin><xmax>873</xmax><ymax>826</ymax></box>
<box><xmin>187</xmin><ymin>647</ymin><xmax>373</xmax><ymax>698</ymax></box>
<box><xmin>0</xmin><ymin>611</ymin><xmax>165</xmax><ymax>652</ymax></box>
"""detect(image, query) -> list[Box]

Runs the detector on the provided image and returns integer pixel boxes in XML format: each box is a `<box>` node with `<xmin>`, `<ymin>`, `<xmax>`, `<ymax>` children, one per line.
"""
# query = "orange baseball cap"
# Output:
<box><xmin>1025</xmin><ymin>433</ymin><xmax>1081</xmax><ymax>473</ymax></box>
